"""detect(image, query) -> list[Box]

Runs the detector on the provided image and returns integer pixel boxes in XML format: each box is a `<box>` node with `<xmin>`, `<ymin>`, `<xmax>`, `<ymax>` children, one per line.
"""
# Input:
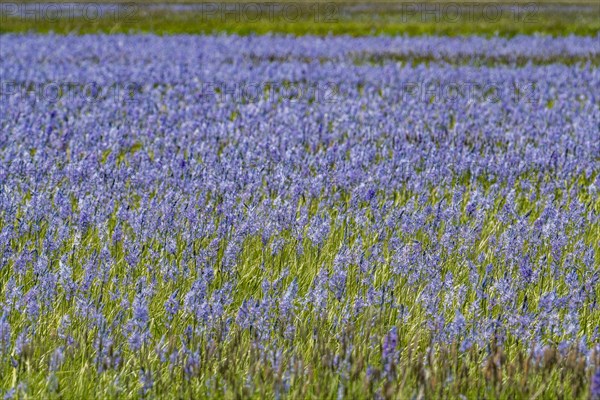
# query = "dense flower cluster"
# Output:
<box><xmin>0</xmin><ymin>34</ymin><xmax>599</xmax><ymax>398</ymax></box>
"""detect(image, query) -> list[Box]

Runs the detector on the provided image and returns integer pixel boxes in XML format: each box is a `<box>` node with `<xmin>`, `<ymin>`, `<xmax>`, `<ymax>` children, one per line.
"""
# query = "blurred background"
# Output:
<box><xmin>1</xmin><ymin>0</ymin><xmax>599</xmax><ymax>36</ymax></box>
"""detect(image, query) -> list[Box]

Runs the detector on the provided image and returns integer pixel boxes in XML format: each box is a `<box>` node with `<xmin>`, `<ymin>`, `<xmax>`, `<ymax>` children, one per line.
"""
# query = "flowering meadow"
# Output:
<box><xmin>1</xmin><ymin>34</ymin><xmax>600</xmax><ymax>399</ymax></box>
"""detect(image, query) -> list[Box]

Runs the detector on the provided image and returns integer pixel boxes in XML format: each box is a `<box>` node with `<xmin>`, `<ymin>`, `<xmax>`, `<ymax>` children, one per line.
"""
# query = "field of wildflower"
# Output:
<box><xmin>1</xmin><ymin>2</ymin><xmax>600</xmax><ymax>400</ymax></box>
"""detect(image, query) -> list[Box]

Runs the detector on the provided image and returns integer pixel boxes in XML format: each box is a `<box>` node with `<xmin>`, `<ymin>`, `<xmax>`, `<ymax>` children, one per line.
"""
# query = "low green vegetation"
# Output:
<box><xmin>1</xmin><ymin>2</ymin><xmax>599</xmax><ymax>36</ymax></box>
